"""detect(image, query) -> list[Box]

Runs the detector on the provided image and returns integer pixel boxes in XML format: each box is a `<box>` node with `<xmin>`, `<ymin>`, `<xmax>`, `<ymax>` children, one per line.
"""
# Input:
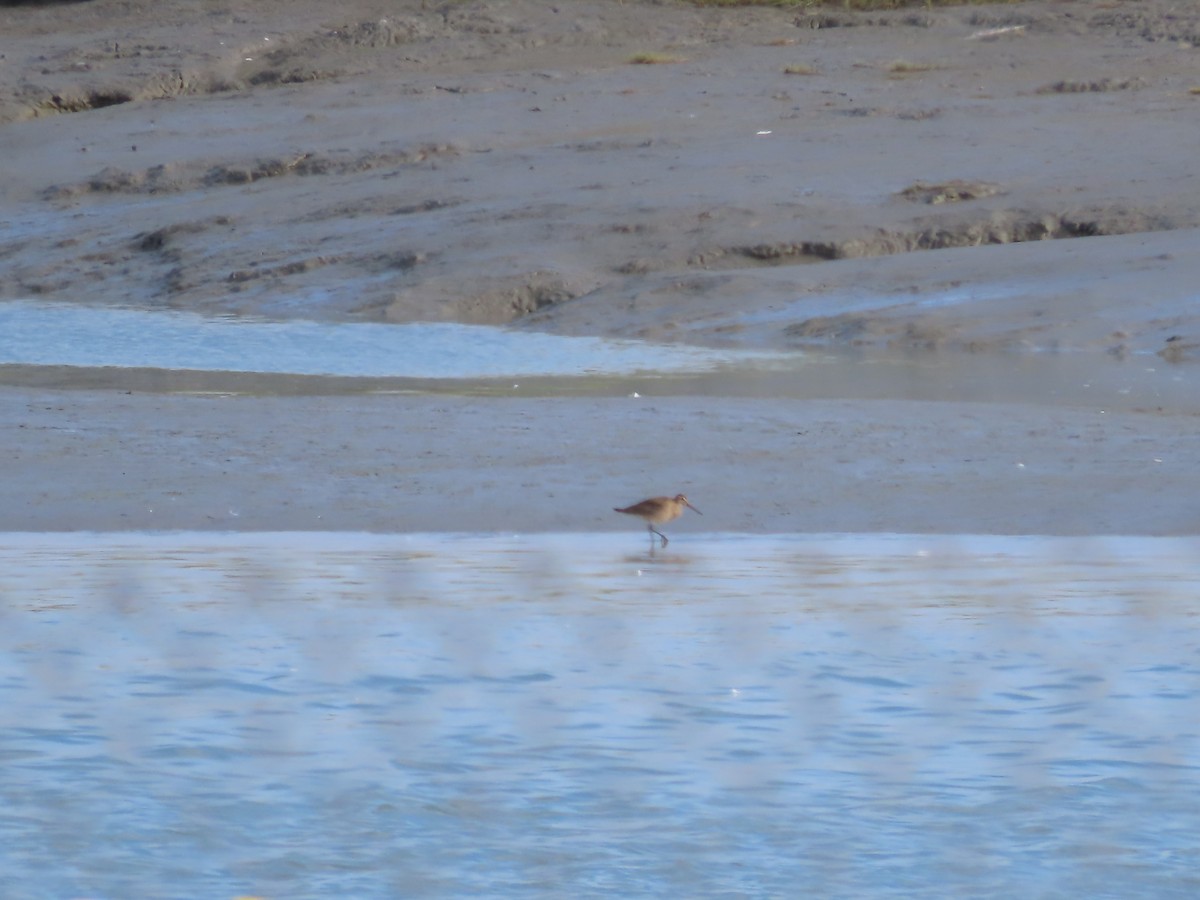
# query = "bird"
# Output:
<box><xmin>613</xmin><ymin>494</ymin><xmax>702</xmax><ymax>548</ymax></box>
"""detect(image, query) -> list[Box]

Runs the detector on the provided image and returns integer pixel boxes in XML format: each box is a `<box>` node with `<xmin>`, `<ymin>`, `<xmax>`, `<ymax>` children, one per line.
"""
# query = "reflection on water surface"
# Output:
<box><xmin>2</xmin><ymin>532</ymin><xmax>1199</xmax><ymax>897</ymax></box>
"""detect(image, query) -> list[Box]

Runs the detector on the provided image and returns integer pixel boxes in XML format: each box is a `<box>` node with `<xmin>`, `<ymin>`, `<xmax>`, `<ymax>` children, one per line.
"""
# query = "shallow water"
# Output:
<box><xmin>3</xmin><ymin>298</ymin><xmax>1199</xmax><ymax>413</ymax></box>
<box><xmin>0</xmin><ymin>299</ymin><xmax>778</xmax><ymax>379</ymax></box>
<box><xmin>2</xmin><ymin>532</ymin><xmax>1199</xmax><ymax>898</ymax></box>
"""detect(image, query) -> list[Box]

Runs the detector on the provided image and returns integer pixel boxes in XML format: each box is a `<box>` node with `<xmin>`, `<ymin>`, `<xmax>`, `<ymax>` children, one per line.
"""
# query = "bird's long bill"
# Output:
<box><xmin>684</xmin><ymin>500</ymin><xmax>703</xmax><ymax>515</ymax></box>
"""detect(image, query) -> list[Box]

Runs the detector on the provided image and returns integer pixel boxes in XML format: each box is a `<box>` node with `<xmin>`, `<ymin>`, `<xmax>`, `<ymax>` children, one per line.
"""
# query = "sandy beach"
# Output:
<box><xmin>2</xmin><ymin>0</ymin><xmax>1199</xmax><ymax>534</ymax></box>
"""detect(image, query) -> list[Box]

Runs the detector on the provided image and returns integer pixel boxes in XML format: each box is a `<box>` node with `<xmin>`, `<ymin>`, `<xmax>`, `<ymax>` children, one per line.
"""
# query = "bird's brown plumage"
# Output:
<box><xmin>614</xmin><ymin>494</ymin><xmax>701</xmax><ymax>547</ymax></box>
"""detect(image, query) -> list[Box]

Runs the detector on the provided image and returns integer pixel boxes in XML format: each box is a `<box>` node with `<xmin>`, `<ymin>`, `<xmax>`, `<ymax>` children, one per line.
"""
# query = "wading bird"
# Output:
<box><xmin>613</xmin><ymin>494</ymin><xmax>702</xmax><ymax>548</ymax></box>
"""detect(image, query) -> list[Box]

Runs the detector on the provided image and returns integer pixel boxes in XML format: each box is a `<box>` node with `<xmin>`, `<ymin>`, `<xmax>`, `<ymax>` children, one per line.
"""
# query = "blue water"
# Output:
<box><xmin>6</xmin><ymin>298</ymin><xmax>1200</xmax><ymax>414</ymax></box>
<box><xmin>0</xmin><ymin>299</ymin><xmax>781</xmax><ymax>379</ymax></box>
<box><xmin>2</xmin><ymin>532</ymin><xmax>1199</xmax><ymax>898</ymax></box>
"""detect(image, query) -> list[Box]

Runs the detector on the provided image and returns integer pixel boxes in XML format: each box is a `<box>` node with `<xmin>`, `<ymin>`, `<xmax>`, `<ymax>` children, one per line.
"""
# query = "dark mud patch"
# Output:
<box><xmin>1088</xmin><ymin>8</ymin><xmax>1200</xmax><ymax>45</ymax></box>
<box><xmin>460</xmin><ymin>273</ymin><xmax>580</xmax><ymax>322</ymax></box>
<box><xmin>390</xmin><ymin>198</ymin><xmax>463</xmax><ymax>216</ymax></box>
<box><xmin>719</xmin><ymin>207</ymin><xmax>1184</xmax><ymax>267</ymax></box>
<box><xmin>613</xmin><ymin>206</ymin><xmax>1186</xmax><ymax>276</ymax></box>
<box><xmin>898</xmin><ymin>181</ymin><xmax>1003</xmax><ymax>205</ymax></box>
<box><xmin>126</xmin><ymin>218</ymin><xmax>428</xmax><ymax>299</ymax></box>
<box><xmin>43</xmin><ymin>144</ymin><xmax>462</xmax><ymax>200</ymax></box>
<box><xmin>290</xmin><ymin>196</ymin><xmax>463</xmax><ymax>225</ymax></box>
<box><xmin>245</xmin><ymin>67</ymin><xmax>339</xmax><ymax>87</ymax></box>
<box><xmin>791</xmin><ymin>11</ymin><xmax>935</xmax><ymax>31</ymax></box>
<box><xmin>199</xmin><ymin>143</ymin><xmax>462</xmax><ymax>186</ymax></box>
<box><xmin>225</xmin><ymin>250</ymin><xmax>425</xmax><ymax>288</ymax></box>
<box><xmin>31</xmin><ymin>88</ymin><xmax>133</xmax><ymax>113</ymax></box>
<box><xmin>895</xmin><ymin>107</ymin><xmax>943</xmax><ymax>121</ymax></box>
<box><xmin>1035</xmin><ymin>78</ymin><xmax>1145</xmax><ymax>95</ymax></box>
<box><xmin>563</xmin><ymin>138</ymin><xmax>659</xmax><ymax>153</ymax></box>
<box><xmin>784</xmin><ymin>314</ymin><xmax>961</xmax><ymax>350</ymax></box>
<box><xmin>1159</xmin><ymin>335</ymin><xmax>1200</xmax><ymax>364</ymax></box>
<box><xmin>227</xmin><ymin>256</ymin><xmax>339</xmax><ymax>288</ymax></box>
<box><xmin>379</xmin><ymin>271</ymin><xmax>585</xmax><ymax>326</ymax></box>
<box><xmin>9</xmin><ymin>71</ymin><xmax>235</xmax><ymax>123</ymax></box>
<box><xmin>130</xmin><ymin>216</ymin><xmax>238</xmax><ymax>296</ymax></box>
<box><xmin>815</xmin><ymin>105</ymin><xmax>942</xmax><ymax>121</ymax></box>
<box><xmin>134</xmin><ymin>218</ymin><xmax>233</xmax><ymax>253</ymax></box>
<box><xmin>438</xmin><ymin>275</ymin><xmax>584</xmax><ymax>325</ymax></box>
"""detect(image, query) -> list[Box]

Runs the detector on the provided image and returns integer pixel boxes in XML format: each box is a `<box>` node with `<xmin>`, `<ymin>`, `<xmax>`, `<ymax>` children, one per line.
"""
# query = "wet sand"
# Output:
<box><xmin>3</xmin><ymin>0</ymin><xmax>1200</xmax><ymax>534</ymax></box>
<box><xmin>5</xmin><ymin>385</ymin><xmax>1198</xmax><ymax>535</ymax></box>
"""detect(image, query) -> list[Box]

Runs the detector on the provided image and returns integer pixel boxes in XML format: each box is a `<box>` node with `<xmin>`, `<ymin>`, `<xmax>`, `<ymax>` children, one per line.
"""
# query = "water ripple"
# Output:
<box><xmin>0</xmin><ymin>532</ymin><xmax>1199</xmax><ymax>897</ymax></box>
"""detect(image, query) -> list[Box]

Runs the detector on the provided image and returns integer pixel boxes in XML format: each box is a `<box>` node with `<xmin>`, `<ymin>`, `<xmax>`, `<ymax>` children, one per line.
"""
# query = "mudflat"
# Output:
<box><xmin>4</xmin><ymin>385</ymin><xmax>1197</xmax><ymax>534</ymax></box>
<box><xmin>2</xmin><ymin>0</ymin><xmax>1199</xmax><ymax>534</ymax></box>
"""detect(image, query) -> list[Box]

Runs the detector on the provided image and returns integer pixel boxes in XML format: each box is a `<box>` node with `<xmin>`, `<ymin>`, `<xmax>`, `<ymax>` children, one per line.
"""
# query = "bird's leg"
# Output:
<box><xmin>649</xmin><ymin>526</ymin><xmax>669</xmax><ymax>548</ymax></box>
